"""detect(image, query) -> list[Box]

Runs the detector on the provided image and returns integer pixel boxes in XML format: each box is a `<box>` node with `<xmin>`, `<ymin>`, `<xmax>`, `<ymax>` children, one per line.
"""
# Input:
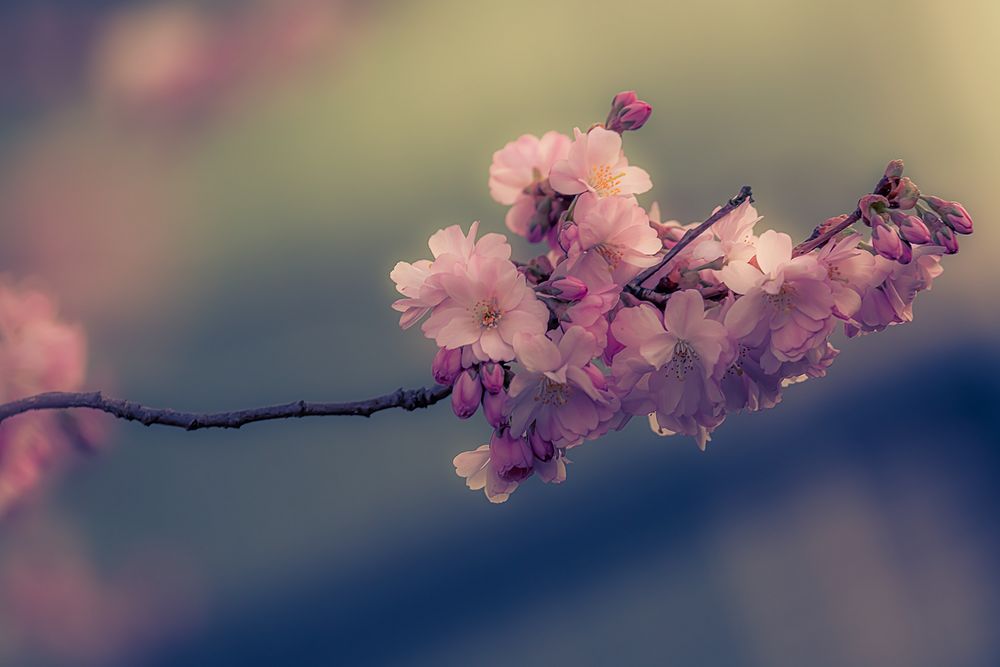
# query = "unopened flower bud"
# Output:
<box><xmin>432</xmin><ymin>347</ymin><xmax>463</xmax><ymax>385</ymax></box>
<box><xmin>919</xmin><ymin>209</ymin><xmax>959</xmax><ymax>254</ymax></box>
<box><xmin>480</xmin><ymin>362</ymin><xmax>505</xmax><ymax>394</ymax></box>
<box><xmin>547</xmin><ymin>277</ymin><xmax>588</xmax><ymax>302</ymax></box>
<box><xmin>605</xmin><ymin>90</ymin><xmax>652</xmax><ymax>133</ymax></box>
<box><xmin>528</xmin><ymin>427</ymin><xmax>555</xmax><ymax>462</ymax></box>
<box><xmin>490</xmin><ymin>428</ymin><xmax>534</xmax><ymax>482</ymax></box>
<box><xmin>897</xmin><ymin>239</ymin><xmax>913</xmax><ymax>264</ymax></box>
<box><xmin>923</xmin><ymin>196</ymin><xmax>973</xmax><ymax>235</ymax></box>
<box><xmin>451</xmin><ymin>369</ymin><xmax>482</xmax><ymax>419</ymax></box>
<box><xmin>883</xmin><ymin>159</ymin><xmax>905</xmax><ymax>181</ymax></box>
<box><xmin>889</xmin><ymin>211</ymin><xmax>931</xmax><ymax>245</ymax></box>
<box><xmin>871</xmin><ymin>220</ymin><xmax>904</xmax><ymax>261</ymax></box>
<box><xmin>888</xmin><ymin>177</ymin><xmax>920</xmax><ymax>209</ymax></box>
<box><xmin>858</xmin><ymin>194</ymin><xmax>890</xmax><ymax>227</ymax></box>
<box><xmin>482</xmin><ymin>390</ymin><xmax>506</xmax><ymax>428</ymax></box>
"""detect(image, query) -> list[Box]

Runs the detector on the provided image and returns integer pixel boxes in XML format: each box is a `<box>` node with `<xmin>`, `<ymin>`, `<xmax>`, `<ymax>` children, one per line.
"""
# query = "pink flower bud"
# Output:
<box><xmin>451</xmin><ymin>369</ymin><xmax>482</xmax><ymax>419</ymax></box>
<box><xmin>919</xmin><ymin>209</ymin><xmax>959</xmax><ymax>254</ymax></box>
<box><xmin>482</xmin><ymin>390</ymin><xmax>506</xmax><ymax>428</ymax></box>
<box><xmin>605</xmin><ymin>91</ymin><xmax>652</xmax><ymax>133</ymax></box>
<box><xmin>858</xmin><ymin>194</ymin><xmax>890</xmax><ymax>227</ymax></box>
<box><xmin>548</xmin><ymin>277</ymin><xmax>588</xmax><ymax>302</ymax></box>
<box><xmin>432</xmin><ymin>347</ymin><xmax>463</xmax><ymax>386</ymax></box>
<box><xmin>888</xmin><ymin>177</ymin><xmax>920</xmax><ymax>209</ymax></box>
<box><xmin>883</xmin><ymin>159</ymin><xmax>905</xmax><ymax>181</ymax></box>
<box><xmin>889</xmin><ymin>211</ymin><xmax>931</xmax><ymax>245</ymax></box>
<box><xmin>871</xmin><ymin>220</ymin><xmax>904</xmax><ymax>261</ymax></box>
<box><xmin>480</xmin><ymin>363</ymin><xmax>505</xmax><ymax>394</ymax></box>
<box><xmin>528</xmin><ymin>427</ymin><xmax>555</xmax><ymax>462</ymax></box>
<box><xmin>897</xmin><ymin>239</ymin><xmax>913</xmax><ymax>264</ymax></box>
<box><xmin>490</xmin><ymin>428</ymin><xmax>534</xmax><ymax>482</ymax></box>
<box><xmin>923</xmin><ymin>196</ymin><xmax>973</xmax><ymax>235</ymax></box>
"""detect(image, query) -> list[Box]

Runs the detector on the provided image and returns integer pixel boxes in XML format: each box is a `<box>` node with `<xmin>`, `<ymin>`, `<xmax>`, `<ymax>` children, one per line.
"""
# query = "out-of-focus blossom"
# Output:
<box><xmin>549</xmin><ymin>126</ymin><xmax>652</xmax><ymax>198</ymax></box>
<box><xmin>846</xmin><ymin>247</ymin><xmax>945</xmax><ymax>337</ymax></box>
<box><xmin>0</xmin><ymin>284</ymin><xmax>91</xmax><ymax>517</ymax></box>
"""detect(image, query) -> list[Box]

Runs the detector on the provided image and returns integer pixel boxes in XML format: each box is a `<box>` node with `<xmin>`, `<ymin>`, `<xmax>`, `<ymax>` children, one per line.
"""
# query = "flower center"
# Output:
<box><xmin>473</xmin><ymin>299</ymin><xmax>503</xmax><ymax>329</ymax></box>
<box><xmin>593</xmin><ymin>242</ymin><xmax>624</xmax><ymax>269</ymax></box>
<box><xmin>765</xmin><ymin>285</ymin><xmax>795</xmax><ymax>312</ymax></box>
<box><xmin>665</xmin><ymin>339</ymin><xmax>699</xmax><ymax>381</ymax></box>
<box><xmin>535</xmin><ymin>377</ymin><xmax>571</xmax><ymax>406</ymax></box>
<box><xmin>588</xmin><ymin>164</ymin><xmax>625</xmax><ymax>197</ymax></box>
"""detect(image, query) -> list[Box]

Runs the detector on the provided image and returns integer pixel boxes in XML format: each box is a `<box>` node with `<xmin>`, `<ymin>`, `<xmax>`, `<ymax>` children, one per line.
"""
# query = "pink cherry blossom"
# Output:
<box><xmin>507</xmin><ymin>327</ymin><xmax>620</xmax><ymax>449</ymax></box>
<box><xmin>719</xmin><ymin>230</ymin><xmax>836</xmax><ymax>373</ymax></box>
<box><xmin>814</xmin><ymin>232</ymin><xmax>875</xmax><ymax>318</ymax></box>
<box><xmin>0</xmin><ymin>285</ymin><xmax>89</xmax><ymax>517</ymax></box>
<box><xmin>562</xmin><ymin>193</ymin><xmax>662</xmax><ymax>287</ymax></box>
<box><xmin>847</xmin><ymin>246</ymin><xmax>945</xmax><ymax>336</ymax></box>
<box><xmin>422</xmin><ymin>256</ymin><xmax>548</xmax><ymax>362</ymax></box>
<box><xmin>453</xmin><ymin>444</ymin><xmax>520</xmax><ymax>504</ymax></box>
<box><xmin>488</xmin><ymin>131</ymin><xmax>571</xmax><ymax>205</ymax></box>
<box><xmin>549</xmin><ymin>126</ymin><xmax>652</xmax><ymax>199</ymax></box>
<box><xmin>611</xmin><ymin>290</ymin><xmax>731</xmax><ymax>443</ymax></box>
<box><xmin>390</xmin><ymin>221</ymin><xmax>511</xmax><ymax>329</ymax></box>
<box><xmin>688</xmin><ymin>199</ymin><xmax>760</xmax><ymax>266</ymax></box>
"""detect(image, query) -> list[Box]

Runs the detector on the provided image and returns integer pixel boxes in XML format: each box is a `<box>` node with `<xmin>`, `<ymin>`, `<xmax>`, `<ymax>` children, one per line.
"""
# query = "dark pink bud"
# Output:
<box><xmin>480</xmin><ymin>363</ymin><xmax>505</xmax><ymax>394</ymax></box>
<box><xmin>482</xmin><ymin>390</ymin><xmax>506</xmax><ymax>428</ymax></box>
<box><xmin>871</xmin><ymin>220</ymin><xmax>904</xmax><ymax>261</ymax></box>
<box><xmin>432</xmin><ymin>347</ymin><xmax>463</xmax><ymax>386</ymax></box>
<box><xmin>920</xmin><ymin>209</ymin><xmax>959</xmax><ymax>254</ymax></box>
<box><xmin>897</xmin><ymin>239</ymin><xmax>913</xmax><ymax>264</ymax></box>
<box><xmin>883</xmin><ymin>159</ymin><xmax>905</xmax><ymax>181</ymax></box>
<box><xmin>606</xmin><ymin>90</ymin><xmax>652</xmax><ymax>133</ymax></box>
<box><xmin>889</xmin><ymin>211</ymin><xmax>931</xmax><ymax>245</ymax></box>
<box><xmin>490</xmin><ymin>428</ymin><xmax>534</xmax><ymax>482</ymax></box>
<box><xmin>451</xmin><ymin>369</ymin><xmax>482</xmax><ymax>419</ymax></box>
<box><xmin>924</xmin><ymin>196</ymin><xmax>973</xmax><ymax>235</ymax></box>
<box><xmin>887</xmin><ymin>177</ymin><xmax>920</xmax><ymax>210</ymax></box>
<box><xmin>547</xmin><ymin>277</ymin><xmax>588</xmax><ymax>302</ymax></box>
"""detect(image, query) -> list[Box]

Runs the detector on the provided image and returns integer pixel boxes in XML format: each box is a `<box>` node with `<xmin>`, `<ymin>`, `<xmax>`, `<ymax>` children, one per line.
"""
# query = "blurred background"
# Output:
<box><xmin>0</xmin><ymin>0</ymin><xmax>998</xmax><ymax>665</ymax></box>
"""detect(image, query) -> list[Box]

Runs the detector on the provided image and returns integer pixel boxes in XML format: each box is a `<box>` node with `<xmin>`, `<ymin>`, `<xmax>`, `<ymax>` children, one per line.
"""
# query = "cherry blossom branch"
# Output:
<box><xmin>623</xmin><ymin>185</ymin><xmax>753</xmax><ymax>306</ymax></box>
<box><xmin>0</xmin><ymin>385</ymin><xmax>452</xmax><ymax>430</ymax></box>
<box><xmin>630</xmin><ymin>185</ymin><xmax>754</xmax><ymax>288</ymax></box>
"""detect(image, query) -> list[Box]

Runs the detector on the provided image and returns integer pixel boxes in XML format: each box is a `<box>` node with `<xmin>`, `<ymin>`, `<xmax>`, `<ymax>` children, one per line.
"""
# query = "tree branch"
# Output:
<box><xmin>0</xmin><ymin>385</ymin><xmax>453</xmax><ymax>430</ymax></box>
<box><xmin>629</xmin><ymin>185</ymin><xmax>754</xmax><ymax>289</ymax></box>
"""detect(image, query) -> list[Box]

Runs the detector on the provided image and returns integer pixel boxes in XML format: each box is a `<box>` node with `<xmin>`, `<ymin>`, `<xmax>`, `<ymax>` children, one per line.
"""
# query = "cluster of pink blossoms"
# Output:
<box><xmin>0</xmin><ymin>284</ymin><xmax>90</xmax><ymax>516</ymax></box>
<box><xmin>391</xmin><ymin>91</ymin><xmax>974</xmax><ymax>503</ymax></box>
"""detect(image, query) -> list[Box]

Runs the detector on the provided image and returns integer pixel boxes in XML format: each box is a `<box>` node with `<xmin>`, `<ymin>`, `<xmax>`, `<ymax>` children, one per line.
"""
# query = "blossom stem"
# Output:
<box><xmin>791</xmin><ymin>210</ymin><xmax>861</xmax><ymax>256</ymax></box>
<box><xmin>630</xmin><ymin>185</ymin><xmax>754</xmax><ymax>288</ymax></box>
<box><xmin>0</xmin><ymin>385</ymin><xmax>452</xmax><ymax>430</ymax></box>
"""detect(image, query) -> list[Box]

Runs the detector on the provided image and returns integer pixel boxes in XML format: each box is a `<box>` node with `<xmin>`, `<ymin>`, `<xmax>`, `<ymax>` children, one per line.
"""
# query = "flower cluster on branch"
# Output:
<box><xmin>391</xmin><ymin>91</ymin><xmax>974</xmax><ymax>503</ymax></box>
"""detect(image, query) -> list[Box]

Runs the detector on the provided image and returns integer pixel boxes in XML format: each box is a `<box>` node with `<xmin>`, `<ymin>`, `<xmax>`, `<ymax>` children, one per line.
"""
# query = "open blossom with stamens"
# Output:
<box><xmin>562</xmin><ymin>193</ymin><xmax>662</xmax><ymax>287</ymax></box>
<box><xmin>422</xmin><ymin>256</ymin><xmax>548</xmax><ymax>362</ymax></box>
<box><xmin>815</xmin><ymin>232</ymin><xmax>875</xmax><ymax>319</ymax></box>
<box><xmin>488</xmin><ymin>131</ymin><xmax>571</xmax><ymax>205</ymax></box>
<box><xmin>391</xmin><ymin>221</ymin><xmax>511</xmax><ymax>329</ymax></box>
<box><xmin>549</xmin><ymin>126</ymin><xmax>651</xmax><ymax>199</ymax></box>
<box><xmin>611</xmin><ymin>290</ymin><xmax>731</xmax><ymax>446</ymax></box>
<box><xmin>506</xmin><ymin>327</ymin><xmax>619</xmax><ymax>449</ymax></box>
<box><xmin>719</xmin><ymin>230</ymin><xmax>836</xmax><ymax>373</ymax></box>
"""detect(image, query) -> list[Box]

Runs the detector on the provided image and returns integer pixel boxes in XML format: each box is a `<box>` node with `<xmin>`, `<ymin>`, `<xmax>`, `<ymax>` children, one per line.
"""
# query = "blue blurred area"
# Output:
<box><xmin>146</xmin><ymin>344</ymin><xmax>1000</xmax><ymax>667</ymax></box>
